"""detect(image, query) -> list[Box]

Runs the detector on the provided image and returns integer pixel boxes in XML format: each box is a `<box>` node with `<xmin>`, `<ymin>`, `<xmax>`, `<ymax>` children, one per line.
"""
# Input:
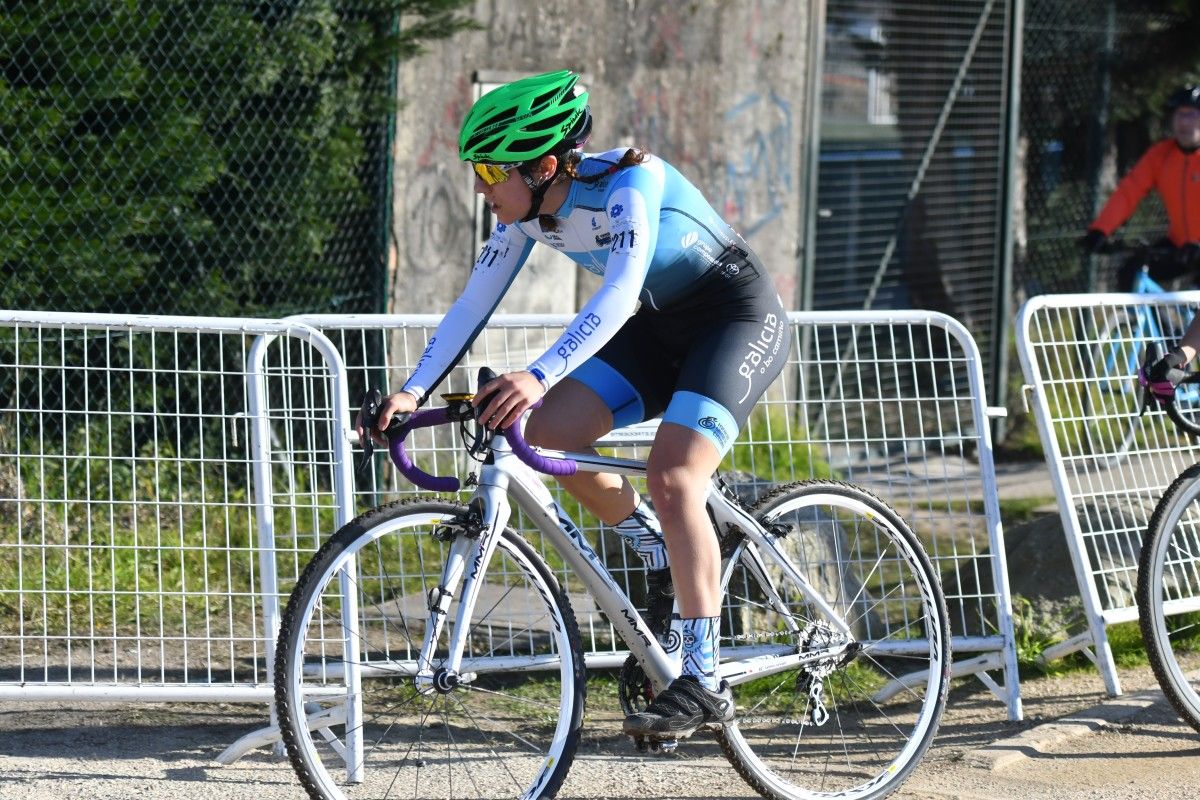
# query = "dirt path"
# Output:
<box><xmin>1</xmin><ymin>665</ymin><xmax>1198</xmax><ymax>799</ymax></box>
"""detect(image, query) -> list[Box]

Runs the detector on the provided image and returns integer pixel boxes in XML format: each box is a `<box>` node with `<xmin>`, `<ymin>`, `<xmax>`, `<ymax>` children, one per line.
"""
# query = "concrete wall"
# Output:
<box><xmin>388</xmin><ymin>0</ymin><xmax>811</xmax><ymax>322</ymax></box>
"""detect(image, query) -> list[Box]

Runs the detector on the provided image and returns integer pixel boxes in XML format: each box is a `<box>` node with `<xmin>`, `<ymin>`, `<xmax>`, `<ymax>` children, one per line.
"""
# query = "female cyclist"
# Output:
<box><xmin>362</xmin><ymin>69</ymin><xmax>791</xmax><ymax>741</ymax></box>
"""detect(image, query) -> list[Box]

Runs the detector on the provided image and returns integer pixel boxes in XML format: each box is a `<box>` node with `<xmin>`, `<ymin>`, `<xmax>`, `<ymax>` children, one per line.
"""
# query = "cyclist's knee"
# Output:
<box><xmin>645</xmin><ymin>462</ymin><xmax>705</xmax><ymax>513</ymax></box>
<box><xmin>524</xmin><ymin>406</ymin><xmax>568</xmax><ymax>448</ymax></box>
<box><xmin>526</xmin><ymin>381</ymin><xmax>613</xmax><ymax>449</ymax></box>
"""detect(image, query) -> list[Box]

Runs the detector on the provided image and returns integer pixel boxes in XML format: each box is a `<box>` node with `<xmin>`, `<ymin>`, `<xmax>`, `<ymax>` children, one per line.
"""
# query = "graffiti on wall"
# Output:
<box><xmin>620</xmin><ymin>85</ymin><xmax>794</xmax><ymax>242</ymax></box>
<box><xmin>397</xmin><ymin>76</ymin><xmax>476</xmax><ymax>308</ymax></box>
<box><xmin>404</xmin><ymin>169</ymin><xmax>472</xmax><ymax>274</ymax></box>
<box><xmin>720</xmin><ymin>91</ymin><xmax>793</xmax><ymax>239</ymax></box>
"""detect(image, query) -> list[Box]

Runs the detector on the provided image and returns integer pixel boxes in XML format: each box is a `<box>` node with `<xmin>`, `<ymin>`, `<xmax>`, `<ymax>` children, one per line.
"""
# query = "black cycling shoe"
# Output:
<box><xmin>645</xmin><ymin>568</ymin><xmax>675</xmax><ymax>638</ymax></box>
<box><xmin>622</xmin><ymin>675</ymin><xmax>734</xmax><ymax>740</ymax></box>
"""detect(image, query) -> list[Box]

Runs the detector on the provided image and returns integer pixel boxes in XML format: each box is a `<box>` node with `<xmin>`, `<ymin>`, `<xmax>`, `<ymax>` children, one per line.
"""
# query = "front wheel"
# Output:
<box><xmin>274</xmin><ymin>499</ymin><xmax>586</xmax><ymax>800</ymax></box>
<box><xmin>1138</xmin><ymin>467</ymin><xmax>1200</xmax><ymax>733</ymax></box>
<box><xmin>716</xmin><ymin>480</ymin><xmax>951</xmax><ymax>800</ymax></box>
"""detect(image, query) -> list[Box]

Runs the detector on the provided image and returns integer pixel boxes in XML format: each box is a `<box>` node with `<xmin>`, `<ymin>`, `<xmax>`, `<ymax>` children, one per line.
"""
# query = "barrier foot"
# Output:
<box><xmin>872</xmin><ymin>652</ymin><xmax>1003</xmax><ymax>703</ymax></box>
<box><xmin>1036</xmin><ymin>630</ymin><xmax>1095</xmax><ymax>667</ymax></box>
<box><xmin>216</xmin><ymin>702</ymin><xmax>347</xmax><ymax>765</ymax></box>
<box><xmin>216</xmin><ymin>724</ymin><xmax>282</xmax><ymax>765</ymax></box>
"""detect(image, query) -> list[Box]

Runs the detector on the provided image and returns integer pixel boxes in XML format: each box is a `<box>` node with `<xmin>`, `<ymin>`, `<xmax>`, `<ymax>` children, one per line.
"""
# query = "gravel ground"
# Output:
<box><xmin>1</xmin><ymin>664</ymin><xmax>1199</xmax><ymax>800</ymax></box>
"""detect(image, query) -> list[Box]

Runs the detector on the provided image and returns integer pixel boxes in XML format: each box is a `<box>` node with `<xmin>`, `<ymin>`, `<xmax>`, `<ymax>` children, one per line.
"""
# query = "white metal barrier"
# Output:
<box><xmin>1016</xmin><ymin>292</ymin><xmax>1200</xmax><ymax>695</ymax></box>
<box><xmin>0</xmin><ymin>312</ymin><xmax>349</xmax><ymax>701</ymax></box>
<box><xmin>0</xmin><ymin>309</ymin><xmax>1020</xmax><ymax>723</ymax></box>
<box><xmin>286</xmin><ymin>311</ymin><xmax>1022</xmax><ymax>720</ymax></box>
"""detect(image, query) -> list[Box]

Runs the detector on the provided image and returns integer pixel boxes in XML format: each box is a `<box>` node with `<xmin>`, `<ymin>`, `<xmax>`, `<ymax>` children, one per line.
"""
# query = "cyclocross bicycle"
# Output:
<box><xmin>273</xmin><ymin>369</ymin><xmax>952</xmax><ymax>800</ymax></box>
<box><xmin>1136</xmin><ymin>346</ymin><xmax>1200</xmax><ymax>734</ymax></box>
<box><xmin>1080</xmin><ymin>240</ymin><xmax>1200</xmax><ymax>469</ymax></box>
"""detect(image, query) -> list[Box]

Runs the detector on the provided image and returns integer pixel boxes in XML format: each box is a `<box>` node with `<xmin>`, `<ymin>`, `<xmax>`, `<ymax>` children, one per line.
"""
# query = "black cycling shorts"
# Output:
<box><xmin>569</xmin><ymin>247</ymin><xmax>791</xmax><ymax>455</ymax></box>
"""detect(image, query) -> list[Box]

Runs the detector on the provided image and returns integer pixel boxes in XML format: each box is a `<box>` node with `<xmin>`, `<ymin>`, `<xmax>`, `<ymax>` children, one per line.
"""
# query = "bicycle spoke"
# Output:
<box><xmin>278</xmin><ymin>508</ymin><xmax>583</xmax><ymax>800</ymax></box>
<box><xmin>447</xmin><ymin>691</ymin><xmax>535</xmax><ymax>790</ymax></box>
<box><xmin>718</xmin><ymin>482</ymin><xmax>949</xmax><ymax>800</ymax></box>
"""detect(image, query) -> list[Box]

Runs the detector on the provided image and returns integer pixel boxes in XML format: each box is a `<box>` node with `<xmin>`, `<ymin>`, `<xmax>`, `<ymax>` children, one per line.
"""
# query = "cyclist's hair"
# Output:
<box><xmin>562</xmin><ymin>147</ymin><xmax>648</xmax><ymax>184</ymax></box>
<box><xmin>537</xmin><ymin>147</ymin><xmax>649</xmax><ymax>232</ymax></box>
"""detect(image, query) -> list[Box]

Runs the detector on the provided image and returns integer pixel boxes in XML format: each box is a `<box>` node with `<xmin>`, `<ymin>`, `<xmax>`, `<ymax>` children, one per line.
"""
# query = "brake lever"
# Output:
<box><xmin>465</xmin><ymin>368</ymin><xmax>503</xmax><ymax>459</ymax></box>
<box><xmin>356</xmin><ymin>389</ymin><xmax>409</xmax><ymax>475</ymax></box>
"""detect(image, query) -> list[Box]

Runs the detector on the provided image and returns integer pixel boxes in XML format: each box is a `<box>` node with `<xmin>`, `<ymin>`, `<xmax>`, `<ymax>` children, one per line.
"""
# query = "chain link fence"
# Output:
<box><xmin>1020</xmin><ymin>0</ymin><xmax>1182</xmax><ymax>295</ymax></box>
<box><xmin>0</xmin><ymin>1</ymin><xmax>407</xmax><ymax>317</ymax></box>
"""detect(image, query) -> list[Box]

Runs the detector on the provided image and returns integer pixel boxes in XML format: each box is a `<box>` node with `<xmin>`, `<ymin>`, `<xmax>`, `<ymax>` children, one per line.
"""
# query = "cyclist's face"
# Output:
<box><xmin>1172</xmin><ymin>107</ymin><xmax>1200</xmax><ymax>149</ymax></box>
<box><xmin>474</xmin><ymin>164</ymin><xmax>532</xmax><ymax>225</ymax></box>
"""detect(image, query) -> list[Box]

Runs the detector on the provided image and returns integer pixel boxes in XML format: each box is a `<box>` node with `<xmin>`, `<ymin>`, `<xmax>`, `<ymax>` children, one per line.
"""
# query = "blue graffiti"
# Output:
<box><xmin>722</xmin><ymin>91</ymin><xmax>793</xmax><ymax>239</ymax></box>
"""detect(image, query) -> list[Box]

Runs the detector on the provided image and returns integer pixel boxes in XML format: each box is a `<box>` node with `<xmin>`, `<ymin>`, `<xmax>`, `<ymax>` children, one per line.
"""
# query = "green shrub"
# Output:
<box><xmin>0</xmin><ymin>0</ymin><xmax>474</xmax><ymax>316</ymax></box>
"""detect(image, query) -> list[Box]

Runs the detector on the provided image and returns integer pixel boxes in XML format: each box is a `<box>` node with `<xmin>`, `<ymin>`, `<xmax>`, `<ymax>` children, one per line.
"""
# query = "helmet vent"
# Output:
<box><xmin>510</xmin><ymin>133</ymin><xmax>555</xmax><ymax>155</ymax></box>
<box><xmin>527</xmin><ymin>109</ymin><xmax>574</xmax><ymax>132</ymax></box>
<box><xmin>458</xmin><ymin>70</ymin><xmax>589</xmax><ymax>162</ymax></box>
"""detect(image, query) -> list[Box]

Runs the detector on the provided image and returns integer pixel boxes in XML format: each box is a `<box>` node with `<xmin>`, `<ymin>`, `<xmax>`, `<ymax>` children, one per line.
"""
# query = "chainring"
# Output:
<box><xmin>618</xmin><ymin>653</ymin><xmax>655</xmax><ymax>716</ymax></box>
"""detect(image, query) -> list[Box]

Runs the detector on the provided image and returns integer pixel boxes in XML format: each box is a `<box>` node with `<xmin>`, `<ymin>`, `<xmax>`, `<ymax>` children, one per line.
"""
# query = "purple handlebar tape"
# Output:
<box><xmin>1139</xmin><ymin>367</ymin><xmax>1176</xmax><ymax>402</ymax></box>
<box><xmin>386</xmin><ymin>400</ymin><xmax>577</xmax><ymax>490</ymax></box>
<box><xmin>503</xmin><ymin>417</ymin><xmax>579</xmax><ymax>476</ymax></box>
<box><xmin>389</xmin><ymin>407</ymin><xmax>460</xmax><ymax>493</ymax></box>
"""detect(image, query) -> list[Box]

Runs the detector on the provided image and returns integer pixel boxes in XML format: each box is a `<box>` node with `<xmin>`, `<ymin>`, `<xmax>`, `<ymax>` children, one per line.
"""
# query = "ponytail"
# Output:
<box><xmin>563</xmin><ymin>148</ymin><xmax>649</xmax><ymax>184</ymax></box>
<box><xmin>537</xmin><ymin>148</ymin><xmax>650</xmax><ymax>232</ymax></box>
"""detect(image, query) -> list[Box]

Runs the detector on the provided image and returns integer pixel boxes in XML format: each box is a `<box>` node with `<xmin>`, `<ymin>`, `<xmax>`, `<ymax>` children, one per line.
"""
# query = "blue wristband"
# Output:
<box><xmin>528</xmin><ymin>367</ymin><xmax>548</xmax><ymax>390</ymax></box>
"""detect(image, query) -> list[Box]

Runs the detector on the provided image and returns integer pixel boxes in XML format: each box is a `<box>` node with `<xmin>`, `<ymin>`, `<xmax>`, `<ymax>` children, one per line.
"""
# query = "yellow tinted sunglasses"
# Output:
<box><xmin>472</xmin><ymin>162</ymin><xmax>519</xmax><ymax>186</ymax></box>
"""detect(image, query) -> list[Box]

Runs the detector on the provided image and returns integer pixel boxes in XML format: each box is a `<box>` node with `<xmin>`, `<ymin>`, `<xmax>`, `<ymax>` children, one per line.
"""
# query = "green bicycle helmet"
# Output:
<box><xmin>459</xmin><ymin>70</ymin><xmax>591</xmax><ymax>164</ymax></box>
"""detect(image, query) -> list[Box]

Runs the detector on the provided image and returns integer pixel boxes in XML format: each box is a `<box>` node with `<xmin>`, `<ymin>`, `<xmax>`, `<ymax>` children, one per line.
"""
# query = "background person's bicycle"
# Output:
<box><xmin>1137</xmin><ymin>346</ymin><xmax>1200</xmax><ymax>734</ymax></box>
<box><xmin>272</xmin><ymin>370</ymin><xmax>952</xmax><ymax>800</ymax></box>
<box><xmin>1079</xmin><ymin>240</ymin><xmax>1200</xmax><ymax>469</ymax></box>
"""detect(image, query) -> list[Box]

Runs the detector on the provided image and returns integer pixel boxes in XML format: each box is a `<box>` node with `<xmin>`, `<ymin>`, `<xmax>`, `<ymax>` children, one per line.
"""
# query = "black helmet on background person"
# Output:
<box><xmin>1165</xmin><ymin>84</ymin><xmax>1200</xmax><ymax>113</ymax></box>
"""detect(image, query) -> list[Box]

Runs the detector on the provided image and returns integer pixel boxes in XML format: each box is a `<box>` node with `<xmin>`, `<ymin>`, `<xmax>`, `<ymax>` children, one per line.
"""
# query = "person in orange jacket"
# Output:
<box><xmin>1080</xmin><ymin>85</ymin><xmax>1200</xmax><ymax>290</ymax></box>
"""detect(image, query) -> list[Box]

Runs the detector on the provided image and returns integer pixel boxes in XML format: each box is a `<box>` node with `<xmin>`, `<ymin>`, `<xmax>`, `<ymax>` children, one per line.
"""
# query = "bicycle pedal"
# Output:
<box><xmin>631</xmin><ymin>735</ymin><xmax>680</xmax><ymax>755</ymax></box>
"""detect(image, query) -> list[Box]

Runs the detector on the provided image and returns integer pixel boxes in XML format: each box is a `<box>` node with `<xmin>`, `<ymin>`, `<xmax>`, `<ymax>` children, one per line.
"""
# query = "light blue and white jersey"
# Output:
<box><xmin>403</xmin><ymin>148</ymin><xmax>748</xmax><ymax>402</ymax></box>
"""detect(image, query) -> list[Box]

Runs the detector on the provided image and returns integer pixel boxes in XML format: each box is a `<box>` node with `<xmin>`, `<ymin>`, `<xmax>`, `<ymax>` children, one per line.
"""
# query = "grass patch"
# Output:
<box><xmin>1007</xmin><ymin>593</ymin><xmax>1151</xmax><ymax>677</ymax></box>
<box><xmin>925</xmin><ymin>496</ymin><xmax>1055</xmax><ymax>527</ymax></box>
<box><xmin>727</xmin><ymin>405</ymin><xmax>837</xmax><ymax>482</ymax></box>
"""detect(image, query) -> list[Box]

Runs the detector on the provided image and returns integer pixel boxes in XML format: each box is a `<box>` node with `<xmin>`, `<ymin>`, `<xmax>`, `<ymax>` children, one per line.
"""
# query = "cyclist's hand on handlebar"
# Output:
<box><xmin>1141</xmin><ymin>347</ymin><xmax>1190</xmax><ymax>403</ymax></box>
<box><xmin>358</xmin><ymin>391</ymin><xmax>417</xmax><ymax>446</ymax></box>
<box><xmin>1077</xmin><ymin>229</ymin><xmax>1107</xmax><ymax>254</ymax></box>
<box><xmin>472</xmin><ymin>370</ymin><xmax>545</xmax><ymax>431</ymax></box>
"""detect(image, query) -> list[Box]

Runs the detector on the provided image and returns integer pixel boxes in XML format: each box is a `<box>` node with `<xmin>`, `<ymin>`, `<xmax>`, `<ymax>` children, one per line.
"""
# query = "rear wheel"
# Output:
<box><xmin>275</xmin><ymin>499</ymin><xmax>586</xmax><ymax>800</ymax></box>
<box><xmin>716</xmin><ymin>480</ymin><xmax>951</xmax><ymax>800</ymax></box>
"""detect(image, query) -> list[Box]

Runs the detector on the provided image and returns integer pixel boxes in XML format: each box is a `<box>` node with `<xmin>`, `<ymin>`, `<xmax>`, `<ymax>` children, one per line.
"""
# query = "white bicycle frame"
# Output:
<box><xmin>406</xmin><ymin>434</ymin><xmax>856</xmax><ymax>700</ymax></box>
<box><xmin>317</xmin><ymin>423</ymin><xmax>939</xmax><ymax>781</ymax></box>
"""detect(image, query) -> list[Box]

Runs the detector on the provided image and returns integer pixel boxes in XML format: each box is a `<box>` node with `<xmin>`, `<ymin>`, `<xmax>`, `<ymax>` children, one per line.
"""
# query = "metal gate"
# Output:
<box><xmin>809</xmin><ymin>0</ymin><xmax>1016</xmax><ymax>399</ymax></box>
<box><xmin>1016</xmin><ymin>292</ymin><xmax>1200</xmax><ymax>695</ymax></box>
<box><xmin>284</xmin><ymin>310</ymin><xmax>1022</xmax><ymax>720</ymax></box>
<box><xmin>0</xmin><ymin>312</ymin><xmax>350</xmax><ymax>701</ymax></box>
